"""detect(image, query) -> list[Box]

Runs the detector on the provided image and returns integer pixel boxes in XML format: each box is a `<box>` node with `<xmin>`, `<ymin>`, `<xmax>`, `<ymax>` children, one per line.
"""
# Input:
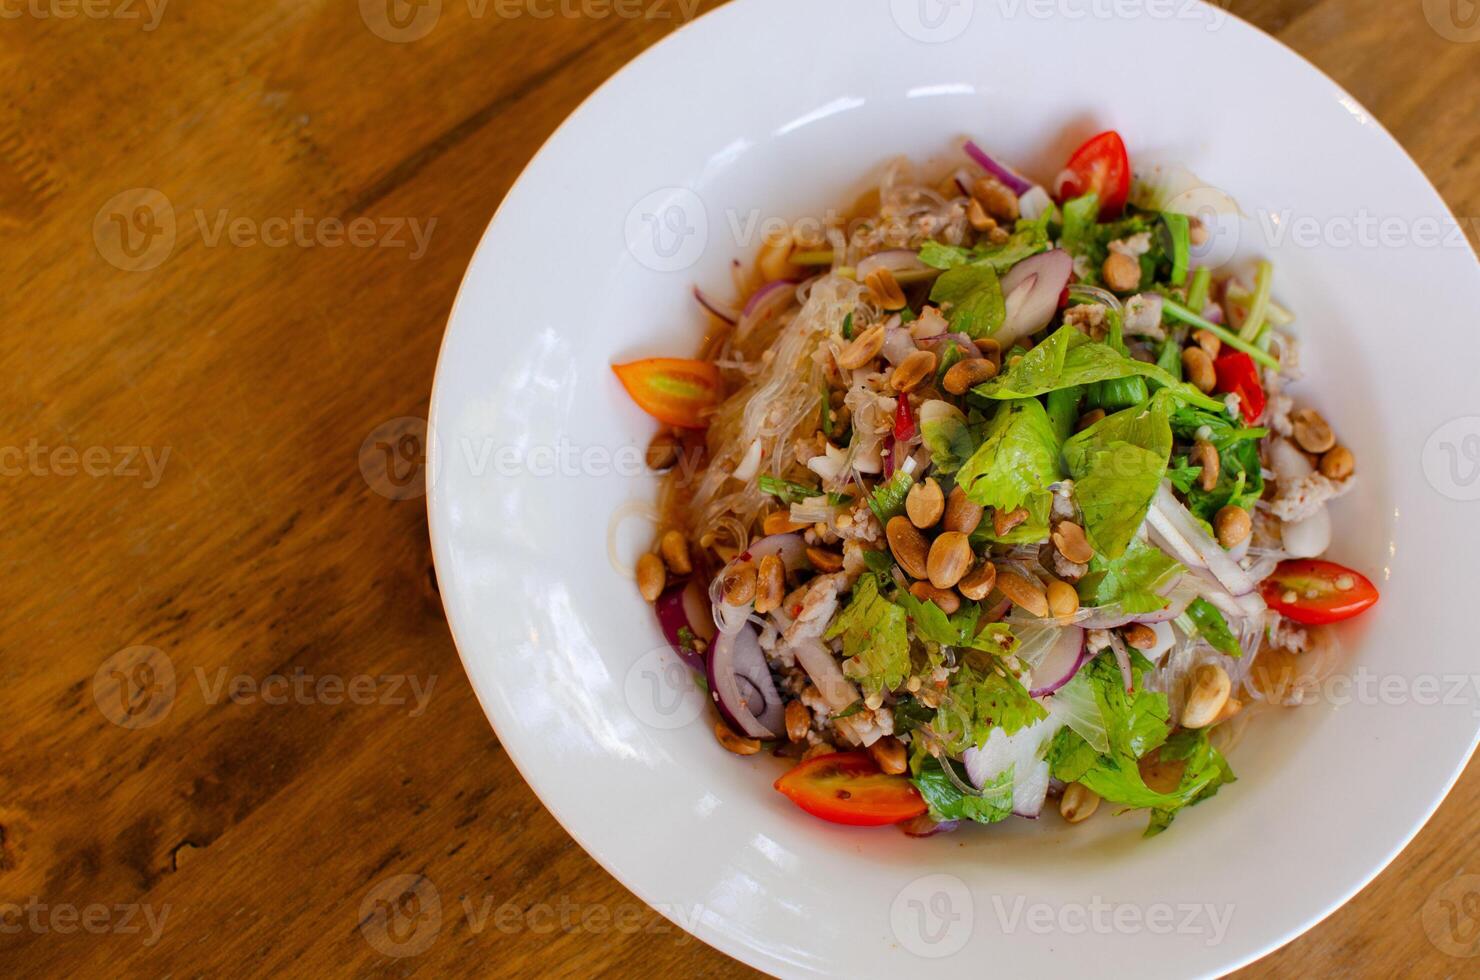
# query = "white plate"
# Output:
<box><xmin>428</xmin><ymin>1</ymin><xmax>1480</xmax><ymax>975</ymax></box>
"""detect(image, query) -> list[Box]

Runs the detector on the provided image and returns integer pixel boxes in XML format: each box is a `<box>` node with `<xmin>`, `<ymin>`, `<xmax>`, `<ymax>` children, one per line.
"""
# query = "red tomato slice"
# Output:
<box><xmin>774</xmin><ymin>751</ymin><xmax>927</xmax><ymax>827</ymax></box>
<box><xmin>1261</xmin><ymin>559</ymin><xmax>1379</xmax><ymax>625</ymax></box>
<box><xmin>611</xmin><ymin>358</ymin><xmax>722</xmax><ymax>429</ymax></box>
<box><xmin>1056</xmin><ymin>131</ymin><xmax>1130</xmax><ymax>218</ymax></box>
<box><xmin>1213</xmin><ymin>351</ymin><xmax>1266</xmax><ymax>424</ymax></box>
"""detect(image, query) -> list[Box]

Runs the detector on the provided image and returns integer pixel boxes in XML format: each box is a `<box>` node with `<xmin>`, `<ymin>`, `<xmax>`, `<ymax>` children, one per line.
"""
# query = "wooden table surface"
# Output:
<box><xmin>3</xmin><ymin>0</ymin><xmax>1477</xmax><ymax>975</ymax></box>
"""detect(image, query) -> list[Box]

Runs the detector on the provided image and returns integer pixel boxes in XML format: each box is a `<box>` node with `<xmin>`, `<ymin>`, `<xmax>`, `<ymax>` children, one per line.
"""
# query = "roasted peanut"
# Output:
<box><xmin>714</xmin><ymin>719</ymin><xmax>761</xmax><ymax>755</ymax></box>
<box><xmin>646</xmin><ymin>430</ymin><xmax>681</xmax><ymax>470</ymax></box>
<box><xmin>1182</xmin><ymin>346</ymin><xmax>1216</xmax><ymax>392</ymax></box>
<box><xmin>927</xmin><ymin>531</ymin><xmax>973</xmax><ymax>589</ymax></box>
<box><xmin>943</xmin><ymin>486</ymin><xmax>985</xmax><ymax>534</ymax></box>
<box><xmin>993</xmin><ymin>506</ymin><xmax>1029</xmax><ymax>536</ymax></box>
<box><xmin>1192</xmin><ymin>328</ymin><xmax>1222</xmax><ymax>358</ymax></box>
<box><xmin>1320</xmin><ymin>445</ymin><xmax>1354</xmax><ymax>480</ymax></box>
<box><xmin>957</xmin><ymin>560</ymin><xmax>998</xmax><ymax>601</ymax></box>
<box><xmin>909</xmin><ymin>581</ymin><xmax>961</xmax><ymax>614</ymax></box>
<box><xmin>1213</xmin><ymin>697</ymin><xmax>1243</xmax><ymax>725</ymax></box>
<box><xmin>659</xmin><ymin>529</ymin><xmax>692</xmax><ymax>575</ymax></box>
<box><xmin>802</xmin><ymin>741</ymin><xmax>835</xmax><ymax>762</ymax></box>
<box><xmin>1214</xmin><ymin>505</ymin><xmax>1252</xmax><ymax>548</ymax></box>
<box><xmin>755</xmin><ymin>554</ymin><xmax>785</xmax><ymax>614</ymax></box>
<box><xmin>806</xmin><ymin>547</ymin><xmax>844</xmax><ymax>573</ymax></box>
<box><xmin>1046</xmin><ymin>580</ymin><xmax>1079</xmax><ymax>620</ymax></box>
<box><xmin>997</xmin><ymin>568</ymin><xmax>1049</xmax><ymax>617</ymax></box>
<box><xmin>1060</xmin><ymin>783</ymin><xmax>1100</xmax><ymax>824</ymax></box>
<box><xmin>1181</xmin><ymin>662</ymin><xmax>1232</xmax><ymax>729</ymax></box>
<box><xmin>1076</xmin><ymin>408</ymin><xmax>1106</xmax><ymax>432</ymax></box>
<box><xmin>721</xmin><ymin>560</ymin><xmax>757</xmax><ymax>605</ymax></box>
<box><xmin>906</xmin><ymin>477</ymin><xmax>945</xmax><ymax>529</ymax></box>
<box><xmin>971</xmin><ymin>175</ymin><xmax>1020</xmax><ymax>222</ymax></box>
<box><xmin>865</xmin><ymin>268</ymin><xmax>907</xmax><ymax>311</ymax></box>
<box><xmin>784</xmin><ymin>699</ymin><xmax>810</xmax><ymax>742</ymax></box>
<box><xmin>966</xmin><ymin>197</ymin><xmax>996</xmax><ymax>233</ymax></box>
<box><xmin>868</xmin><ymin>736</ymin><xmax>909</xmax><ymax>775</ymax></box>
<box><xmin>1191</xmin><ymin>439</ymin><xmax>1220</xmax><ymax>492</ymax></box>
<box><xmin>975</xmin><ymin>337</ymin><xmax>1002</xmax><ymax>369</ymax></box>
<box><xmin>1292</xmin><ymin>408</ymin><xmax>1336</xmax><ymax>454</ymax></box>
<box><xmin>763</xmin><ymin>510</ymin><xmax>807</xmax><ymax>535</ymax></box>
<box><xmin>1102</xmin><ymin>251</ymin><xmax>1141</xmax><ymax>292</ymax></box>
<box><xmin>1051</xmin><ymin>521</ymin><xmax>1095</xmax><ymax>564</ymax></box>
<box><xmin>636</xmin><ymin>553</ymin><xmax>666</xmax><ymax>602</ymax></box>
<box><xmin>891</xmin><ymin>349</ymin><xmax>937</xmax><ymax>393</ymax></box>
<box><xmin>1121</xmin><ymin>622</ymin><xmax>1157</xmax><ymax>651</ymax></box>
<box><xmin>942</xmin><ymin>357</ymin><xmax>998</xmax><ymax>395</ymax></box>
<box><xmin>838</xmin><ymin>323</ymin><xmax>886</xmax><ymax>370</ymax></box>
<box><xmin>886</xmin><ymin>516</ymin><xmax>930</xmax><ymax>579</ymax></box>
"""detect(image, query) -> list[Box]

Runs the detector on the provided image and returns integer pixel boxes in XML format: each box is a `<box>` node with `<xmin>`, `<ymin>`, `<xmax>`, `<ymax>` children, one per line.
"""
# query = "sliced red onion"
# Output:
<box><xmin>881</xmin><ymin>325</ymin><xmax>918</xmax><ymax>366</ymax></box>
<box><xmin>1027</xmin><ymin>626</ymin><xmax>1087</xmax><ymax>697</ymax></box>
<box><xmin>899</xmin><ymin>814</ymin><xmax>960</xmax><ymax>838</ymax></box>
<box><xmin>996</xmin><ymin>250</ymin><xmax>1073</xmax><ymax>348</ymax></box>
<box><xmin>916</xmin><ymin>331</ymin><xmax>979</xmax><ymax>356</ymax></box>
<box><xmin>1148</xmin><ymin>483</ymin><xmax>1257</xmax><ymax>597</ymax></box>
<box><xmin>1202</xmin><ymin>301</ymin><xmax>1225</xmax><ymax>325</ymax></box>
<box><xmin>962</xmin><ymin>714</ymin><xmax>1063</xmax><ymax>818</ymax></box>
<box><xmin>962</xmin><ymin>140</ymin><xmax>1033</xmax><ymax>196</ymax></box>
<box><xmin>693</xmin><ymin>286</ymin><xmax>739</xmax><ymax>325</ymax></box>
<box><xmin>737</xmin><ymin>280</ymin><xmax>797</xmax><ymax>338</ymax></box>
<box><xmin>1017</xmin><ymin>185</ymin><xmax>1054</xmax><ymax>221</ymax></box>
<box><xmin>655</xmin><ymin>580</ymin><xmax>708</xmax><ymax>673</ymax></box>
<box><xmin>856</xmin><ymin>249</ymin><xmax>937</xmax><ymax>285</ymax></box>
<box><xmin>707</xmin><ymin>624</ymin><xmax>784</xmax><ymax>739</ymax></box>
<box><xmin>789</xmin><ymin>637</ymin><xmax>859</xmax><ymax>711</ymax></box>
<box><xmin>1072</xmin><ymin>589</ymin><xmax>1192</xmax><ymax>630</ymax></box>
<box><xmin>1112</xmin><ymin>635</ymin><xmax>1134</xmax><ymax>692</ymax></box>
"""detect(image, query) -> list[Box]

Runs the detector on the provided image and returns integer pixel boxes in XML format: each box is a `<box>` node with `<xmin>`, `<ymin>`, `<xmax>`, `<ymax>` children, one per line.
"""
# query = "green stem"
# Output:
<box><xmin>1185</xmin><ymin>266</ymin><xmax>1211</xmax><ymax>315</ymax></box>
<box><xmin>1236</xmin><ymin>260</ymin><xmax>1274</xmax><ymax>342</ymax></box>
<box><xmin>1161</xmin><ymin>297</ymin><xmax>1281</xmax><ymax>371</ymax></box>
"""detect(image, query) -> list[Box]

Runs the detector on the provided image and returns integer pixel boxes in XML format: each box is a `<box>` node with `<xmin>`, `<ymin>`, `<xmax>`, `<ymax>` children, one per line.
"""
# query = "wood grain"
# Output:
<box><xmin>0</xmin><ymin>0</ymin><xmax>1474</xmax><ymax>976</ymax></box>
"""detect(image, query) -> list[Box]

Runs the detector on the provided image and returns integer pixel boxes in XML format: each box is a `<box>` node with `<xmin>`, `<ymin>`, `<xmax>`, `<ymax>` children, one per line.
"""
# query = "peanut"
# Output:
<box><xmin>1320</xmin><ymin>445</ymin><xmax>1354</xmax><ymax>480</ymax></box>
<box><xmin>927</xmin><ymin>531</ymin><xmax>973</xmax><ymax>590</ymax></box>
<box><xmin>659</xmin><ymin>529</ymin><xmax>692</xmax><ymax>575</ymax></box>
<box><xmin>1292</xmin><ymin>408</ymin><xmax>1336</xmax><ymax>454</ymax></box>
<box><xmin>1102</xmin><ymin>251</ymin><xmax>1141</xmax><ymax>292</ymax></box>
<box><xmin>1191</xmin><ymin>439</ymin><xmax>1220</xmax><ymax>492</ymax></box>
<box><xmin>942</xmin><ymin>357</ymin><xmax>998</xmax><ymax>395</ymax></box>
<box><xmin>909</xmin><ymin>581</ymin><xmax>961</xmax><ymax>614</ymax></box>
<box><xmin>906</xmin><ymin>477</ymin><xmax>945</xmax><ymax>529</ymax></box>
<box><xmin>720</xmin><ymin>560</ymin><xmax>757</xmax><ymax>605</ymax></box>
<box><xmin>865</xmin><ymin>268</ymin><xmax>907</xmax><ymax>311</ymax></box>
<box><xmin>784</xmin><ymin>700</ymin><xmax>810</xmax><ymax>742</ymax></box>
<box><xmin>971</xmin><ymin>175</ymin><xmax>1020</xmax><ymax>222</ymax></box>
<box><xmin>1192</xmin><ymin>328</ymin><xmax>1221</xmax><ymax>358</ymax></box>
<box><xmin>993</xmin><ymin>506</ymin><xmax>1029</xmax><ymax>536</ymax></box>
<box><xmin>997</xmin><ymin>568</ymin><xmax>1048</xmax><ymax>617</ymax></box>
<box><xmin>886</xmin><ymin>516</ymin><xmax>930</xmax><ymax>579</ymax></box>
<box><xmin>891</xmin><ymin>349</ymin><xmax>937</xmax><ymax>393</ymax></box>
<box><xmin>1182</xmin><ymin>346</ymin><xmax>1216</xmax><ymax>393</ymax></box>
<box><xmin>806</xmin><ymin>547</ymin><xmax>843</xmax><ymax>573</ymax></box>
<box><xmin>943</xmin><ymin>486</ymin><xmax>984</xmax><ymax>534</ymax></box>
<box><xmin>868</xmin><ymin>736</ymin><xmax>909</xmax><ymax>775</ymax></box>
<box><xmin>1121</xmin><ymin>623</ymin><xmax>1157</xmax><ymax>651</ymax></box>
<box><xmin>1051</xmin><ymin>521</ymin><xmax>1094</xmax><ymax>564</ymax></box>
<box><xmin>714</xmin><ymin>719</ymin><xmax>761</xmax><ymax>755</ymax></box>
<box><xmin>762</xmin><ymin>510</ymin><xmax>807</xmax><ymax>535</ymax></box>
<box><xmin>1060</xmin><ymin>783</ymin><xmax>1100</xmax><ymax>824</ymax></box>
<box><xmin>646</xmin><ymin>430</ymin><xmax>681</xmax><ymax>470</ymax></box>
<box><xmin>957</xmin><ymin>560</ymin><xmax>998</xmax><ymax>601</ymax></box>
<box><xmin>1046</xmin><ymin>580</ymin><xmax>1079</xmax><ymax>620</ymax></box>
<box><xmin>754</xmin><ymin>554</ymin><xmax>785</xmax><ymax>614</ymax></box>
<box><xmin>636</xmin><ymin>553</ymin><xmax>666</xmax><ymax>602</ymax></box>
<box><xmin>1181</xmin><ymin>662</ymin><xmax>1232</xmax><ymax>729</ymax></box>
<box><xmin>1214</xmin><ymin>505</ymin><xmax>1252</xmax><ymax>548</ymax></box>
<box><xmin>1076</xmin><ymin>408</ymin><xmax>1106</xmax><ymax>432</ymax></box>
<box><xmin>838</xmin><ymin>323</ymin><xmax>887</xmax><ymax>370</ymax></box>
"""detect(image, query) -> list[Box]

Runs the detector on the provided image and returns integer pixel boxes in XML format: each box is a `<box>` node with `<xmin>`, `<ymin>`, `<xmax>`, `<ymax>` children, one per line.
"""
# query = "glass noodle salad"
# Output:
<box><xmin>613</xmin><ymin>131</ymin><xmax>1379</xmax><ymax>836</ymax></box>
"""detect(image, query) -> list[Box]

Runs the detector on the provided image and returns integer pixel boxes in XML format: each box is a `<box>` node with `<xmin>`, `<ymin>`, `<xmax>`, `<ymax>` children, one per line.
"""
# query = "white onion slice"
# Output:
<box><xmin>789</xmin><ymin>638</ymin><xmax>859</xmax><ymax>712</ymax></box>
<box><xmin>856</xmin><ymin>249</ymin><xmax>937</xmax><ymax>285</ymax></box>
<box><xmin>1148</xmin><ymin>483</ymin><xmax>1257</xmax><ymax>597</ymax></box>
<box><xmin>962</xmin><ymin>714</ymin><xmax>1064</xmax><ymax>818</ymax></box>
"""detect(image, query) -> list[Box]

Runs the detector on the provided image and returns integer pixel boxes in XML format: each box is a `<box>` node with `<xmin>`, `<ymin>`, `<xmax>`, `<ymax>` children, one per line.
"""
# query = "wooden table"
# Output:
<box><xmin>2</xmin><ymin>0</ymin><xmax>1476</xmax><ymax>975</ymax></box>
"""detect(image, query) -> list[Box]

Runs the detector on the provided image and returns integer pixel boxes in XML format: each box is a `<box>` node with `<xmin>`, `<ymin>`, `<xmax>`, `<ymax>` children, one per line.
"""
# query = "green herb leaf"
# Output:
<box><xmin>1077</xmin><ymin>537</ymin><xmax>1185</xmax><ymax>614</ymax></box>
<box><xmin>827</xmin><ymin>575</ymin><xmax>910</xmax><ymax>698</ymax></box>
<box><xmin>929</xmin><ymin>262</ymin><xmax>1005</xmax><ymax>339</ymax></box>
<box><xmin>1184</xmin><ymin>597</ymin><xmax>1241</xmax><ymax>657</ymax></box>
<box><xmin>757</xmin><ymin>474</ymin><xmax>822</xmax><ymax>505</ymax></box>
<box><xmin>955</xmin><ymin>398</ymin><xmax>1061</xmax><ymax>523</ymax></box>
<box><xmin>919</xmin><ymin>400</ymin><xmax>980</xmax><ymax>476</ymax></box>
<box><xmin>935</xmin><ymin>650</ymin><xmax>1046</xmax><ymax>752</ymax></box>
<box><xmin>1061</xmin><ymin>396</ymin><xmax>1174</xmax><ymax>559</ymax></box>
<box><xmin>910</xmin><ymin>756</ymin><xmax>1015</xmax><ymax>825</ymax></box>
<box><xmin>867</xmin><ymin>468</ymin><xmax>915</xmax><ymax>524</ymax></box>
<box><xmin>1145</xmin><ymin>729</ymin><xmax>1236</xmax><ymax>836</ymax></box>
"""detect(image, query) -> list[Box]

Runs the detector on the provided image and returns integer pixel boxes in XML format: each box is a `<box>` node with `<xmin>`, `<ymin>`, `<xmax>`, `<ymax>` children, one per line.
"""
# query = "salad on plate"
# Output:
<box><xmin>613</xmin><ymin>130</ymin><xmax>1379</xmax><ymax>836</ymax></box>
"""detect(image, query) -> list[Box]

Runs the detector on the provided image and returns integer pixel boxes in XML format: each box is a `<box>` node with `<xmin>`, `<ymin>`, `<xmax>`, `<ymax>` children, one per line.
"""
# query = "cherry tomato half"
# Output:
<box><xmin>611</xmin><ymin>357</ymin><xmax>722</xmax><ymax>429</ymax></box>
<box><xmin>1055</xmin><ymin>130</ymin><xmax>1131</xmax><ymax>219</ymax></box>
<box><xmin>774</xmin><ymin>751</ymin><xmax>927</xmax><ymax>827</ymax></box>
<box><xmin>1213</xmin><ymin>351</ymin><xmax>1266</xmax><ymax>424</ymax></box>
<box><xmin>1261</xmin><ymin>559</ymin><xmax>1379</xmax><ymax>625</ymax></box>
